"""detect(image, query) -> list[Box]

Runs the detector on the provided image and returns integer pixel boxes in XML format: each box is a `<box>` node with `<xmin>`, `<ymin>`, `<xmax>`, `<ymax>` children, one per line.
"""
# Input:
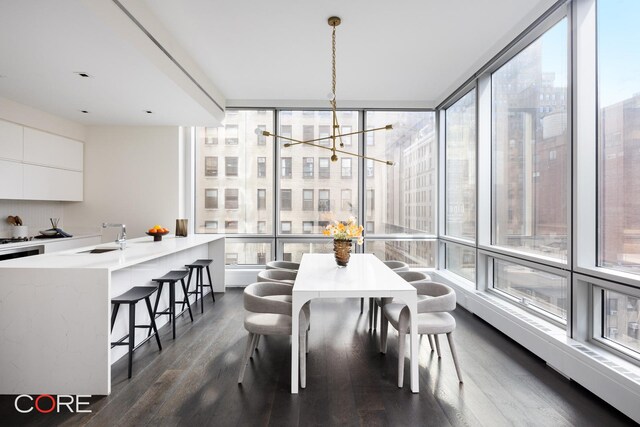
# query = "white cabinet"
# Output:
<box><xmin>23</xmin><ymin>128</ymin><xmax>83</xmax><ymax>171</ymax></box>
<box><xmin>23</xmin><ymin>164</ymin><xmax>83</xmax><ymax>201</ymax></box>
<box><xmin>0</xmin><ymin>120</ymin><xmax>23</xmax><ymax>162</ymax></box>
<box><xmin>0</xmin><ymin>160</ymin><xmax>23</xmax><ymax>199</ymax></box>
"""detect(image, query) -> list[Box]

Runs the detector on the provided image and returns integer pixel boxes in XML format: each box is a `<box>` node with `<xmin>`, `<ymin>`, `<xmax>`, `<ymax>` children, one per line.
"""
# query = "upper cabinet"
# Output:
<box><xmin>0</xmin><ymin>119</ymin><xmax>83</xmax><ymax>201</ymax></box>
<box><xmin>0</xmin><ymin>120</ymin><xmax>24</xmax><ymax>162</ymax></box>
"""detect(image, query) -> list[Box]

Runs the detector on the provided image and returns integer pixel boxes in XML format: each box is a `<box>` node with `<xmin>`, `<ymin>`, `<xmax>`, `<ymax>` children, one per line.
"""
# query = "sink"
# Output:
<box><xmin>79</xmin><ymin>248</ymin><xmax>119</xmax><ymax>254</ymax></box>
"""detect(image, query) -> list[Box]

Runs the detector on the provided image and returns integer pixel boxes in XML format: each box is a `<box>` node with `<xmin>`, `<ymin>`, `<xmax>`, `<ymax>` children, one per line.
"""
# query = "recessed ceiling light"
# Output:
<box><xmin>74</xmin><ymin>72</ymin><xmax>92</xmax><ymax>78</ymax></box>
<box><xmin>80</xmin><ymin>110</ymin><xmax>89</xmax><ymax>114</ymax></box>
<box><xmin>145</xmin><ymin>110</ymin><xmax>153</xmax><ymax>114</ymax></box>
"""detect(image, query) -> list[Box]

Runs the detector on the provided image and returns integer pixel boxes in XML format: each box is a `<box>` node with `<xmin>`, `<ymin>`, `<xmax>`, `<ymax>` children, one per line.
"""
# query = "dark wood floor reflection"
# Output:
<box><xmin>0</xmin><ymin>288</ymin><xmax>634</xmax><ymax>426</ymax></box>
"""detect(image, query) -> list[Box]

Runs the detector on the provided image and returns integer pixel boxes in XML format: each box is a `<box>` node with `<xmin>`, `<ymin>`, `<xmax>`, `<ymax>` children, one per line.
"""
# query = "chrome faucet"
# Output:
<box><xmin>102</xmin><ymin>223</ymin><xmax>127</xmax><ymax>250</ymax></box>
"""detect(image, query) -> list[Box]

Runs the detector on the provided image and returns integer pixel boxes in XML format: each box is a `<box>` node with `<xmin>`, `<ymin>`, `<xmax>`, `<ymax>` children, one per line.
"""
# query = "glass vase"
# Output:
<box><xmin>333</xmin><ymin>239</ymin><xmax>352</xmax><ymax>267</ymax></box>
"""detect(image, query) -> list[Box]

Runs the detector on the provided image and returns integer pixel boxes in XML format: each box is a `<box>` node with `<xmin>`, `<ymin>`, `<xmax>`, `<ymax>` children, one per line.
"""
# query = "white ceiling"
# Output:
<box><xmin>0</xmin><ymin>0</ymin><xmax>558</xmax><ymax>126</ymax></box>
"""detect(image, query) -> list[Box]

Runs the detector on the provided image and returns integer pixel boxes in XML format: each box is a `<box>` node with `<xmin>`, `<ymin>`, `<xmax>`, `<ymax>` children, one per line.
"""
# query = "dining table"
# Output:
<box><xmin>291</xmin><ymin>253</ymin><xmax>419</xmax><ymax>393</ymax></box>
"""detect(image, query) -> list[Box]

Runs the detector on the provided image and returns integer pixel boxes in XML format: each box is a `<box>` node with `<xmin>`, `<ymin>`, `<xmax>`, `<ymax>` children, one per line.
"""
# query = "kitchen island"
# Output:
<box><xmin>0</xmin><ymin>234</ymin><xmax>224</xmax><ymax>395</ymax></box>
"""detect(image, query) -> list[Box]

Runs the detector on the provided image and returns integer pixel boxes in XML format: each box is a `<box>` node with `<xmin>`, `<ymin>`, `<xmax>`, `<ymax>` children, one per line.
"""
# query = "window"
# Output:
<box><xmin>366</xmin><ymin>189</ymin><xmax>375</xmax><ymax>212</ymax></box>
<box><xmin>303</xmin><ymin>125</ymin><xmax>314</xmax><ymax>141</ymax></box>
<box><xmin>256</xmin><ymin>125</ymin><xmax>266</xmax><ymax>145</ymax></box>
<box><xmin>319</xmin><ymin>157</ymin><xmax>330</xmax><ymax>179</ymax></box>
<box><xmin>205</xmin><ymin>156</ymin><xmax>218</xmax><ymax>177</ymax></box>
<box><xmin>205</xmin><ymin>127</ymin><xmax>218</xmax><ymax>145</ymax></box>
<box><xmin>280</xmin><ymin>124</ymin><xmax>292</xmax><ymax>143</ymax></box>
<box><xmin>281</xmin><ymin>221</ymin><xmax>292</xmax><ymax>234</ymax></box>
<box><xmin>366</xmin><ymin>221</ymin><xmax>375</xmax><ymax>234</ymax></box>
<box><xmin>257</xmin><ymin>157</ymin><xmax>266</xmax><ymax>178</ymax></box>
<box><xmin>225</xmin><ymin>189</ymin><xmax>239</xmax><ymax>209</ymax></box>
<box><xmin>492</xmin><ymin>18</ymin><xmax>568</xmax><ymax>261</ymax></box>
<box><xmin>366</xmin><ymin>159</ymin><xmax>374</xmax><ymax>178</ymax></box>
<box><xmin>366</xmin><ymin>130</ymin><xmax>374</xmax><ymax>146</ymax></box>
<box><xmin>205</xmin><ymin>189</ymin><xmax>218</xmax><ymax>209</ymax></box>
<box><xmin>225</xmin><ymin>253</ymin><xmax>238</xmax><ymax>264</ymax></box>
<box><xmin>364</xmin><ymin>240</ymin><xmax>436</xmax><ymax>269</ymax></box>
<box><xmin>597</xmin><ymin>1</ymin><xmax>640</xmax><ymax>274</ymax></box>
<box><xmin>225</xmin><ymin>157</ymin><xmax>238</xmax><ymax>177</ymax></box>
<box><xmin>225</xmin><ymin>240</ymin><xmax>273</xmax><ymax>265</ymax></box>
<box><xmin>281</xmin><ymin>157</ymin><xmax>292</xmax><ymax>179</ymax></box>
<box><xmin>342</xmin><ymin>189</ymin><xmax>352</xmax><ymax>211</ymax></box>
<box><xmin>445</xmin><ymin>243</ymin><xmax>476</xmax><ymax>282</ymax></box>
<box><xmin>319</xmin><ymin>125</ymin><xmax>330</xmax><ymax>146</ymax></box>
<box><xmin>257</xmin><ymin>252</ymin><xmax>267</xmax><ymax>265</ymax></box>
<box><xmin>600</xmin><ymin>289</ymin><xmax>640</xmax><ymax>355</ymax></box>
<box><xmin>281</xmin><ymin>189</ymin><xmax>292</xmax><ymax>211</ymax></box>
<box><xmin>225</xmin><ymin>221</ymin><xmax>238</xmax><ymax>232</ymax></box>
<box><xmin>257</xmin><ymin>221</ymin><xmax>266</xmax><ymax>234</ymax></box>
<box><xmin>257</xmin><ymin>189</ymin><xmax>266</xmax><ymax>210</ymax></box>
<box><xmin>303</xmin><ymin>157</ymin><xmax>314</xmax><ymax>178</ymax></box>
<box><xmin>302</xmin><ymin>221</ymin><xmax>314</xmax><ymax>234</ymax></box>
<box><xmin>445</xmin><ymin>90</ymin><xmax>476</xmax><ymax>241</ymax></box>
<box><xmin>281</xmin><ymin>241</ymin><xmax>334</xmax><ymax>263</ymax></box>
<box><xmin>341</xmin><ymin>125</ymin><xmax>352</xmax><ymax>146</ymax></box>
<box><xmin>204</xmin><ymin>220</ymin><xmax>218</xmax><ymax>230</ymax></box>
<box><xmin>225</xmin><ymin>124</ymin><xmax>239</xmax><ymax>145</ymax></box>
<box><xmin>341</xmin><ymin>158</ymin><xmax>352</xmax><ymax>178</ymax></box>
<box><xmin>303</xmin><ymin>189</ymin><xmax>314</xmax><ymax>211</ymax></box>
<box><xmin>319</xmin><ymin>189</ymin><xmax>330</xmax><ymax>212</ymax></box>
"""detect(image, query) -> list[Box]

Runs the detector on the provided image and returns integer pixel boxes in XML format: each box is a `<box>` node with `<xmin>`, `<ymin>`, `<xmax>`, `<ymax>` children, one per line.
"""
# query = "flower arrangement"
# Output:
<box><xmin>323</xmin><ymin>216</ymin><xmax>364</xmax><ymax>245</ymax></box>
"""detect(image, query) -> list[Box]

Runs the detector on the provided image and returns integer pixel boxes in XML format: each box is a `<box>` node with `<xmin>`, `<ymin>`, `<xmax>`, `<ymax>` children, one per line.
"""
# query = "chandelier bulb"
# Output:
<box><xmin>330</xmin><ymin>153</ymin><xmax>338</xmax><ymax>162</ymax></box>
<box><xmin>327</xmin><ymin>92</ymin><xmax>335</xmax><ymax>101</ymax></box>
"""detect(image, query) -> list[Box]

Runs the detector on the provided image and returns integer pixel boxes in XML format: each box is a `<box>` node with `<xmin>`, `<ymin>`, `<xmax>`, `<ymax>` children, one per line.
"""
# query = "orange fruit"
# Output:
<box><xmin>149</xmin><ymin>228</ymin><xmax>157</xmax><ymax>234</ymax></box>
<box><xmin>162</xmin><ymin>228</ymin><xmax>169</xmax><ymax>233</ymax></box>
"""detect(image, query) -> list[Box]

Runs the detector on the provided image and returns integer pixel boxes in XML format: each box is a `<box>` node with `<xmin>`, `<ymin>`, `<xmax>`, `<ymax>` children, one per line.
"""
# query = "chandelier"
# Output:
<box><xmin>260</xmin><ymin>16</ymin><xmax>395</xmax><ymax>166</ymax></box>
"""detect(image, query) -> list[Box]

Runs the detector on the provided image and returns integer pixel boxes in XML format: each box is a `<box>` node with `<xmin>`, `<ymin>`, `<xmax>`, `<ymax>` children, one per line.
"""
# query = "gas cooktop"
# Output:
<box><xmin>0</xmin><ymin>237</ymin><xmax>32</xmax><ymax>244</ymax></box>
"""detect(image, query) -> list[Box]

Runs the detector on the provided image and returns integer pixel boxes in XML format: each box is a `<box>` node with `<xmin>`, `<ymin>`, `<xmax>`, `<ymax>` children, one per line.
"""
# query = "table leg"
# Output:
<box><xmin>408</xmin><ymin>297</ymin><xmax>419</xmax><ymax>393</ymax></box>
<box><xmin>291</xmin><ymin>297</ymin><xmax>305</xmax><ymax>394</ymax></box>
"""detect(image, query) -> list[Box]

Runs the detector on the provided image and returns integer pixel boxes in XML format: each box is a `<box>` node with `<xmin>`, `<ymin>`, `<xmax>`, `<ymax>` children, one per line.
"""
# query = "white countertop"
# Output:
<box><xmin>0</xmin><ymin>234</ymin><xmax>223</xmax><ymax>271</ymax></box>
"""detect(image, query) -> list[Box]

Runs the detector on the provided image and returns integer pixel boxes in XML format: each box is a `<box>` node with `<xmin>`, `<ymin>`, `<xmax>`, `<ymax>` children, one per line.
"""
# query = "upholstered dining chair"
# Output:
<box><xmin>362</xmin><ymin>260</ymin><xmax>410</xmax><ymax>317</ymax></box>
<box><xmin>380</xmin><ymin>281</ymin><xmax>463</xmax><ymax>387</ymax></box>
<box><xmin>238</xmin><ymin>282</ymin><xmax>310</xmax><ymax>386</ymax></box>
<box><xmin>265</xmin><ymin>260</ymin><xmax>300</xmax><ymax>271</ymax></box>
<box><xmin>257</xmin><ymin>269</ymin><xmax>297</xmax><ymax>285</ymax></box>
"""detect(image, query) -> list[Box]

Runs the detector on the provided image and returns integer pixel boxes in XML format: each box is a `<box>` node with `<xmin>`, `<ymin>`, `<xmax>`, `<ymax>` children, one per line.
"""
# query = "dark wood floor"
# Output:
<box><xmin>0</xmin><ymin>288</ymin><xmax>635</xmax><ymax>427</ymax></box>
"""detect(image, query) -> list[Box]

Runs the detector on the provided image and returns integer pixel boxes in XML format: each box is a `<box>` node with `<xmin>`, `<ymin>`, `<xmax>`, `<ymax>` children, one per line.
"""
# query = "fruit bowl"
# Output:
<box><xmin>145</xmin><ymin>230</ymin><xmax>169</xmax><ymax>242</ymax></box>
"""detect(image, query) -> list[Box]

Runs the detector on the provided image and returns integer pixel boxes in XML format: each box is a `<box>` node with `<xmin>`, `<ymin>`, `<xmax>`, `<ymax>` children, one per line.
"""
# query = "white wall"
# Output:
<box><xmin>64</xmin><ymin>126</ymin><xmax>181</xmax><ymax>242</ymax></box>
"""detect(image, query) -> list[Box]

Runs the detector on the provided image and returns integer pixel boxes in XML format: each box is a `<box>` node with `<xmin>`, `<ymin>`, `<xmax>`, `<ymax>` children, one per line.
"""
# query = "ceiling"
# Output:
<box><xmin>0</xmin><ymin>0</ymin><xmax>557</xmax><ymax>126</ymax></box>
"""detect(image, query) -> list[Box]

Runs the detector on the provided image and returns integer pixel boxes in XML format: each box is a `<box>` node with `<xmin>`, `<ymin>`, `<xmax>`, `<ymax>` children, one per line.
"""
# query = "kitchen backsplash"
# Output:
<box><xmin>0</xmin><ymin>200</ymin><xmax>64</xmax><ymax>237</ymax></box>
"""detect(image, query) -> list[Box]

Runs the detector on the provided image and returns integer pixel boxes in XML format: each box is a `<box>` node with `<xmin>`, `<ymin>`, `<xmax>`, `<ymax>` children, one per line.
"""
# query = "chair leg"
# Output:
<box><xmin>199</xmin><ymin>269</ymin><xmax>204</xmax><ymax>314</ymax></box>
<box><xmin>254</xmin><ymin>334</ymin><xmax>261</xmax><ymax>352</ymax></box>
<box><xmin>110</xmin><ymin>303</ymin><xmax>120</xmax><ymax>333</ymax></box>
<box><xmin>182</xmin><ymin>267</ymin><xmax>194</xmax><ymax>311</ymax></box>
<box><xmin>434</xmin><ymin>334</ymin><xmax>442</xmax><ymax>358</ymax></box>
<box><xmin>447</xmin><ymin>332</ymin><xmax>463</xmax><ymax>383</ymax></box>
<box><xmin>147</xmin><ymin>283</ymin><xmax>164</xmax><ymax>337</ymax></box>
<box><xmin>380</xmin><ymin>312</ymin><xmax>389</xmax><ymax>354</ymax></box>
<box><xmin>300</xmin><ymin>334</ymin><xmax>306</xmax><ymax>389</ymax></box>
<box><xmin>427</xmin><ymin>334</ymin><xmax>435</xmax><ymax>352</ymax></box>
<box><xmin>128</xmin><ymin>303</ymin><xmax>135</xmax><ymax>379</ymax></box>
<box><xmin>249</xmin><ymin>333</ymin><xmax>259</xmax><ymax>359</ymax></box>
<box><xmin>145</xmin><ymin>297</ymin><xmax>162</xmax><ymax>351</ymax></box>
<box><xmin>206</xmin><ymin>266</ymin><xmax>215</xmax><ymax>302</ymax></box>
<box><xmin>397</xmin><ymin>330</ymin><xmax>405</xmax><ymax>388</ymax></box>
<box><xmin>180</xmin><ymin>278</ymin><xmax>194</xmax><ymax>322</ymax></box>
<box><xmin>238</xmin><ymin>332</ymin><xmax>255</xmax><ymax>383</ymax></box>
<box><xmin>360</xmin><ymin>297</ymin><xmax>364</xmax><ymax>313</ymax></box>
<box><xmin>373</xmin><ymin>304</ymin><xmax>378</xmax><ymax>331</ymax></box>
<box><xmin>368</xmin><ymin>298</ymin><xmax>374</xmax><ymax>331</ymax></box>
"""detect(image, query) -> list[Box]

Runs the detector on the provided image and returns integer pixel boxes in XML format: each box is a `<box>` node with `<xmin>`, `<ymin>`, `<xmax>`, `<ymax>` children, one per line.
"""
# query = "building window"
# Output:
<box><xmin>303</xmin><ymin>157</ymin><xmax>314</xmax><ymax>178</ymax></box>
<box><xmin>319</xmin><ymin>125</ymin><xmax>331</xmax><ymax>146</ymax></box>
<box><xmin>257</xmin><ymin>252</ymin><xmax>267</xmax><ymax>265</ymax></box>
<box><xmin>281</xmin><ymin>221</ymin><xmax>292</xmax><ymax>234</ymax></box>
<box><xmin>225</xmin><ymin>157</ymin><xmax>238</xmax><ymax>177</ymax></box>
<box><xmin>257</xmin><ymin>221</ymin><xmax>266</xmax><ymax>234</ymax></box>
<box><xmin>280</xmin><ymin>124</ymin><xmax>292</xmax><ymax>143</ymax></box>
<box><xmin>341</xmin><ymin>158</ymin><xmax>352</xmax><ymax>178</ymax></box>
<box><xmin>303</xmin><ymin>125</ymin><xmax>314</xmax><ymax>141</ymax></box>
<box><xmin>256</xmin><ymin>125</ymin><xmax>266</xmax><ymax>145</ymax></box>
<box><xmin>366</xmin><ymin>130</ymin><xmax>374</xmax><ymax>146</ymax></box>
<box><xmin>366</xmin><ymin>159</ymin><xmax>374</xmax><ymax>178</ymax></box>
<box><xmin>225</xmin><ymin>253</ymin><xmax>238</xmax><ymax>264</ymax></box>
<box><xmin>257</xmin><ymin>157</ymin><xmax>266</xmax><ymax>178</ymax></box>
<box><xmin>205</xmin><ymin>189</ymin><xmax>218</xmax><ymax>209</ymax></box>
<box><xmin>257</xmin><ymin>189</ymin><xmax>266</xmax><ymax>210</ymax></box>
<box><xmin>225</xmin><ymin>221</ymin><xmax>238</xmax><ymax>232</ymax></box>
<box><xmin>205</xmin><ymin>127</ymin><xmax>218</xmax><ymax>145</ymax></box>
<box><xmin>319</xmin><ymin>189</ymin><xmax>330</xmax><ymax>212</ymax></box>
<box><xmin>204</xmin><ymin>220</ymin><xmax>218</xmax><ymax>230</ymax></box>
<box><xmin>319</xmin><ymin>157</ymin><xmax>330</xmax><ymax>179</ymax></box>
<box><xmin>225</xmin><ymin>188</ymin><xmax>239</xmax><ymax>209</ymax></box>
<box><xmin>303</xmin><ymin>221</ymin><xmax>314</xmax><ymax>234</ymax></box>
<box><xmin>367</xmin><ymin>189</ymin><xmax>375</xmax><ymax>212</ymax></box>
<box><xmin>205</xmin><ymin>156</ymin><xmax>218</xmax><ymax>177</ymax></box>
<box><xmin>342</xmin><ymin>189</ymin><xmax>352</xmax><ymax>211</ymax></box>
<box><xmin>281</xmin><ymin>157</ymin><xmax>292</xmax><ymax>179</ymax></box>
<box><xmin>281</xmin><ymin>189</ymin><xmax>292</xmax><ymax>211</ymax></box>
<box><xmin>225</xmin><ymin>124</ymin><xmax>239</xmax><ymax>145</ymax></box>
<box><xmin>341</xmin><ymin>125</ymin><xmax>352</xmax><ymax>146</ymax></box>
<box><xmin>303</xmin><ymin>189</ymin><xmax>314</xmax><ymax>211</ymax></box>
<box><xmin>366</xmin><ymin>221</ymin><xmax>375</xmax><ymax>234</ymax></box>
<box><xmin>492</xmin><ymin>18</ymin><xmax>568</xmax><ymax>261</ymax></box>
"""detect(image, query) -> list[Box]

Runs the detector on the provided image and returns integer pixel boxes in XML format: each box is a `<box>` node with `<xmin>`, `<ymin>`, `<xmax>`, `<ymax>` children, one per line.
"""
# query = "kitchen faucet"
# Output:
<box><xmin>102</xmin><ymin>223</ymin><xmax>127</xmax><ymax>250</ymax></box>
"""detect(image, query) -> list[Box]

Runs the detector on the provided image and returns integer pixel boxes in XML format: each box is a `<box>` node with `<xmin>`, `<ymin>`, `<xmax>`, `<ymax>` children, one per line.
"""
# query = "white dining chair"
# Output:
<box><xmin>265</xmin><ymin>261</ymin><xmax>300</xmax><ymax>271</ymax></box>
<box><xmin>257</xmin><ymin>269</ymin><xmax>297</xmax><ymax>285</ymax></box>
<box><xmin>380</xmin><ymin>281</ymin><xmax>463</xmax><ymax>387</ymax></box>
<box><xmin>362</xmin><ymin>260</ymin><xmax>410</xmax><ymax>318</ymax></box>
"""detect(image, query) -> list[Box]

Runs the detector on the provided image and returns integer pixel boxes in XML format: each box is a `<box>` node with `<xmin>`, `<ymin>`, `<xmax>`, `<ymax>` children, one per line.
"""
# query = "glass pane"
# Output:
<box><xmin>278</xmin><ymin>110</ymin><xmax>359</xmax><ymax>234</ymax></box>
<box><xmin>282</xmin><ymin>241</ymin><xmax>334</xmax><ymax>263</ymax></box>
<box><xmin>492</xmin><ymin>19</ymin><xmax>568</xmax><ymax>261</ymax></box>
<box><xmin>603</xmin><ymin>289</ymin><xmax>640</xmax><ymax>355</ymax></box>
<box><xmin>195</xmin><ymin>110</ymin><xmax>274</xmax><ymax>234</ymax></box>
<box><xmin>446</xmin><ymin>90</ymin><xmax>476</xmax><ymax>240</ymax></box>
<box><xmin>597</xmin><ymin>1</ymin><xmax>640</xmax><ymax>274</ymax></box>
<box><xmin>365</xmin><ymin>111</ymin><xmax>436</xmax><ymax>235</ymax></box>
<box><xmin>493</xmin><ymin>259</ymin><xmax>567</xmax><ymax>320</ymax></box>
<box><xmin>445</xmin><ymin>243</ymin><xmax>476</xmax><ymax>282</ymax></box>
<box><xmin>224</xmin><ymin>241</ymin><xmax>273</xmax><ymax>265</ymax></box>
<box><xmin>365</xmin><ymin>240</ymin><xmax>436</xmax><ymax>268</ymax></box>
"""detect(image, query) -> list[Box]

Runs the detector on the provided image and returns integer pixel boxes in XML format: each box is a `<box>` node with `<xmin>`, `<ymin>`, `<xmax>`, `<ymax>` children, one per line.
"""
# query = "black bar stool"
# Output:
<box><xmin>111</xmin><ymin>286</ymin><xmax>162</xmax><ymax>378</ymax></box>
<box><xmin>185</xmin><ymin>259</ymin><xmax>214</xmax><ymax>313</ymax></box>
<box><xmin>149</xmin><ymin>269</ymin><xmax>193</xmax><ymax>340</ymax></box>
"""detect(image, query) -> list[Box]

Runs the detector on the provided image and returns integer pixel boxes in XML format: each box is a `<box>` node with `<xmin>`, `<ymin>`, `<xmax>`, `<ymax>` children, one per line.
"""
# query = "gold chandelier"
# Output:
<box><xmin>260</xmin><ymin>16</ymin><xmax>394</xmax><ymax>166</ymax></box>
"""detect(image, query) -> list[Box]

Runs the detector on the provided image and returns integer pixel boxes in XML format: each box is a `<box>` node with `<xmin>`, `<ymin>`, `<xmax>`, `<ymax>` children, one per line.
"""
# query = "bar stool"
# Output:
<box><xmin>111</xmin><ymin>286</ymin><xmax>162</xmax><ymax>378</ymax></box>
<box><xmin>149</xmin><ymin>269</ymin><xmax>193</xmax><ymax>340</ymax></box>
<box><xmin>185</xmin><ymin>259</ymin><xmax>214</xmax><ymax>313</ymax></box>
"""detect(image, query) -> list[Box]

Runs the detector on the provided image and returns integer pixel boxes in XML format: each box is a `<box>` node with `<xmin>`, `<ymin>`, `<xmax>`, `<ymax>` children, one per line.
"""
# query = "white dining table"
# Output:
<box><xmin>291</xmin><ymin>253</ymin><xmax>419</xmax><ymax>394</ymax></box>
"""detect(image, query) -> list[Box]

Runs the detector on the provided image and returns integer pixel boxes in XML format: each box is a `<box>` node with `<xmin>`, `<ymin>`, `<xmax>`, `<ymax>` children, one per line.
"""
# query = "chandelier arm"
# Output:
<box><xmin>282</xmin><ymin>125</ymin><xmax>389</xmax><ymax>147</ymax></box>
<box><xmin>332</xmin><ymin>147</ymin><xmax>395</xmax><ymax>165</ymax></box>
